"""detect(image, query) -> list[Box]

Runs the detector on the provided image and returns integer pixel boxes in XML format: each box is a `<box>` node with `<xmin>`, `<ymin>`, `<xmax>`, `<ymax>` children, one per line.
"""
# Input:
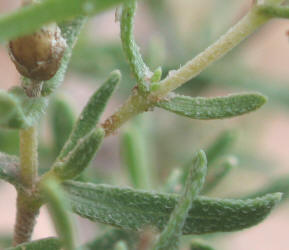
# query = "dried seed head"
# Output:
<box><xmin>9</xmin><ymin>23</ymin><xmax>67</xmax><ymax>81</ymax></box>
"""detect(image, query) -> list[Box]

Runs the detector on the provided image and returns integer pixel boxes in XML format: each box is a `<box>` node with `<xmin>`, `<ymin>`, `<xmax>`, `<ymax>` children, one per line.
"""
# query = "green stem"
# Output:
<box><xmin>102</xmin><ymin>4</ymin><xmax>272</xmax><ymax>136</ymax></box>
<box><xmin>19</xmin><ymin>127</ymin><xmax>38</xmax><ymax>188</ymax></box>
<box><xmin>13</xmin><ymin>192</ymin><xmax>40</xmax><ymax>246</ymax></box>
<box><xmin>152</xmin><ymin>7</ymin><xmax>269</xmax><ymax>98</ymax></box>
<box><xmin>102</xmin><ymin>93</ymin><xmax>153</xmax><ymax>136</ymax></box>
<box><xmin>13</xmin><ymin>126</ymin><xmax>40</xmax><ymax>245</ymax></box>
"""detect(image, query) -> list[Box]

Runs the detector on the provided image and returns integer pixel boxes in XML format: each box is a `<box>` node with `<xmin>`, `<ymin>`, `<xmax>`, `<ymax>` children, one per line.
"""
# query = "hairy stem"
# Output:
<box><xmin>102</xmin><ymin>93</ymin><xmax>154</xmax><ymax>136</ymax></box>
<box><xmin>19</xmin><ymin>127</ymin><xmax>38</xmax><ymax>188</ymax></box>
<box><xmin>152</xmin><ymin>7</ymin><xmax>268</xmax><ymax>98</ymax></box>
<box><xmin>13</xmin><ymin>193</ymin><xmax>40</xmax><ymax>245</ymax></box>
<box><xmin>102</xmin><ymin>4</ymin><xmax>271</xmax><ymax>136</ymax></box>
<box><xmin>13</xmin><ymin>126</ymin><xmax>39</xmax><ymax>245</ymax></box>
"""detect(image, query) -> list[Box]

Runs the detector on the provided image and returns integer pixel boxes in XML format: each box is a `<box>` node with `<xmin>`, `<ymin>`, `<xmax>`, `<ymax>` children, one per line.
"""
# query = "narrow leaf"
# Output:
<box><xmin>50</xmin><ymin>127</ymin><xmax>105</xmax><ymax>180</ymax></box>
<box><xmin>202</xmin><ymin>156</ymin><xmax>237</xmax><ymax>194</ymax></box>
<box><xmin>62</xmin><ymin>181</ymin><xmax>281</xmax><ymax>234</ymax></box>
<box><xmin>60</xmin><ymin>71</ymin><xmax>121</xmax><ymax>158</ymax></box>
<box><xmin>41</xmin><ymin>17</ymin><xmax>86</xmax><ymax>96</ymax></box>
<box><xmin>206</xmin><ymin>130</ymin><xmax>237</xmax><ymax>166</ymax></box>
<box><xmin>83</xmin><ymin>229</ymin><xmax>138</xmax><ymax>250</ymax></box>
<box><xmin>0</xmin><ymin>152</ymin><xmax>21</xmax><ymax>189</ymax></box>
<box><xmin>50</xmin><ymin>97</ymin><xmax>75</xmax><ymax>155</ymax></box>
<box><xmin>0</xmin><ymin>0</ymin><xmax>128</xmax><ymax>42</ymax></box>
<box><xmin>0</xmin><ymin>87</ymin><xmax>48</xmax><ymax>129</ymax></box>
<box><xmin>157</xmin><ymin>93</ymin><xmax>267</xmax><ymax>120</ymax></box>
<box><xmin>153</xmin><ymin>150</ymin><xmax>207</xmax><ymax>250</ymax></box>
<box><xmin>121</xmin><ymin>122</ymin><xmax>151</xmax><ymax>189</ymax></box>
<box><xmin>243</xmin><ymin>175</ymin><xmax>289</xmax><ymax>201</ymax></box>
<box><xmin>120</xmin><ymin>0</ymin><xmax>151</xmax><ymax>92</ymax></box>
<box><xmin>190</xmin><ymin>240</ymin><xmax>214</xmax><ymax>250</ymax></box>
<box><xmin>41</xmin><ymin>178</ymin><xmax>75</xmax><ymax>250</ymax></box>
<box><xmin>6</xmin><ymin>237</ymin><xmax>61</xmax><ymax>250</ymax></box>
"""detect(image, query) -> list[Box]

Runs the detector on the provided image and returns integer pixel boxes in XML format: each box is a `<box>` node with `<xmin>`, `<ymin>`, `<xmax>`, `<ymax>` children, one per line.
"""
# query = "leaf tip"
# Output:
<box><xmin>110</xmin><ymin>69</ymin><xmax>122</xmax><ymax>83</ymax></box>
<box><xmin>272</xmin><ymin>192</ymin><xmax>283</xmax><ymax>202</ymax></box>
<box><xmin>194</xmin><ymin>149</ymin><xmax>207</xmax><ymax>167</ymax></box>
<box><xmin>251</xmin><ymin>92</ymin><xmax>268</xmax><ymax>108</ymax></box>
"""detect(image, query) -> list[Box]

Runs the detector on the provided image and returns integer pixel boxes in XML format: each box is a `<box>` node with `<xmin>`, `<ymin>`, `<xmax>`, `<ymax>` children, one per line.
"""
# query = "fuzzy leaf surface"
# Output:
<box><xmin>0</xmin><ymin>88</ymin><xmax>47</xmax><ymax>129</ymax></box>
<box><xmin>120</xmin><ymin>0</ymin><xmax>150</xmax><ymax>92</ymax></box>
<box><xmin>51</xmin><ymin>127</ymin><xmax>105</xmax><ymax>180</ymax></box>
<box><xmin>6</xmin><ymin>237</ymin><xmax>61</xmax><ymax>250</ymax></box>
<box><xmin>157</xmin><ymin>93</ymin><xmax>266</xmax><ymax>120</ymax></box>
<box><xmin>62</xmin><ymin>181</ymin><xmax>281</xmax><ymax>234</ymax></box>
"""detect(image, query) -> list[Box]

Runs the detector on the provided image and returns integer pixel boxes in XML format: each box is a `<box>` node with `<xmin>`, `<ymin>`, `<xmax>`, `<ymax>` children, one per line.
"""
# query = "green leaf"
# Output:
<box><xmin>156</xmin><ymin>93</ymin><xmax>267</xmax><ymax>120</ymax></box>
<box><xmin>41</xmin><ymin>17</ymin><xmax>86</xmax><ymax>96</ymax></box>
<box><xmin>202</xmin><ymin>156</ymin><xmax>237</xmax><ymax>194</ymax></box>
<box><xmin>121</xmin><ymin>121</ymin><xmax>151</xmax><ymax>189</ymax></box>
<box><xmin>190</xmin><ymin>240</ymin><xmax>214</xmax><ymax>250</ymax></box>
<box><xmin>205</xmin><ymin>130</ymin><xmax>237</xmax><ymax>166</ymax></box>
<box><xmin>153</xmin><ymin>150</ymin><xmax>207</xmax><ymax>250</ymax></box>
<box><xmin>62</xmin><ymin>181</ymin><xmax>281</xmax><ymax>234</ymax></box>
<box><xmin>59</xmin><ymin>71</ymin><xmax>121</xmax><ymax>158</ymax></box>
<box><xmin>0</xmin><ymin>152</ymin><xmax>22</xmax><ymax>189</ymax></box>
<box><xmin>6</xmin><ymin>237</ymin><xmax>61</xmax><ymax>250</ymax></box>
<box><xmin>50</xmin><ymin>127</ymin><xmax>105</xmax><ymax>180</ymax></box>
<box><xmin>0</xmin><ymin>0</ymin><xmax>129</xmax><ymax>42</ymax></box>
<box><xmin>243</xmin><ymin>175</ymin><xmax>289</xmax><ymax>201</ymax></box>
<box><xmin>83</xmin><ymin>229</ymin><xmax>138</xmax><ymax>250</ymax></box>
<box><xmin>120</xmin><ymin>0</ymin><xmax>151</xmax><ymax>92</ymax></box>
<box><xmin>50</xmin><ymin>97</ymin><xmax>75</xmax><ymax>156</ymax></box>
<box><xmin>0</xmin><ymin>88</ymin><xmax>48</xmax><ymax>129</ymax></box>
<box><xmin>41</xmin><ymin>178</ymin><xmax>75</xmax><ymax>250</ymax></box>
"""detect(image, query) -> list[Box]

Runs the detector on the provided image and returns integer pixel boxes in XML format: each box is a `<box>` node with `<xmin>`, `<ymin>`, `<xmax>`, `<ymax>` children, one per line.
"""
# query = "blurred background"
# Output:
<box><xmin>1</xmin><ymin>0</ymin><xmax>289</xmax><ymax>249</ymax></box>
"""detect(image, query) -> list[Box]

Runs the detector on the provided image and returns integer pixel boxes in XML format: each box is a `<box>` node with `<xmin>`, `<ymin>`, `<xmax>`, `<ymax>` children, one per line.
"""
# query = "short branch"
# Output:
<box><xmin>102</xmin><ymin>5</ymin><xmax>274</xmax><ymax>135</ymax></box>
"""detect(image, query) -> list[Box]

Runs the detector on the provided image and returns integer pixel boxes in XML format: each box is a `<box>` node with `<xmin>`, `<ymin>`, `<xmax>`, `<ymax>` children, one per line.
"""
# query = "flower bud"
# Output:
<box><xmin>9</xmin><ymin>23</ymin><xmax>67</xmax><ymax>81</ymax></box>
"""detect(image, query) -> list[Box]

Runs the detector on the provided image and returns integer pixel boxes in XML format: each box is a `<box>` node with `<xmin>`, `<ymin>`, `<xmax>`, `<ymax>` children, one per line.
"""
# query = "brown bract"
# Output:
<box><xmin>9</xmin><ymin>23</ymin><xmax>67</xmax><ymax>81</ymax></box>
